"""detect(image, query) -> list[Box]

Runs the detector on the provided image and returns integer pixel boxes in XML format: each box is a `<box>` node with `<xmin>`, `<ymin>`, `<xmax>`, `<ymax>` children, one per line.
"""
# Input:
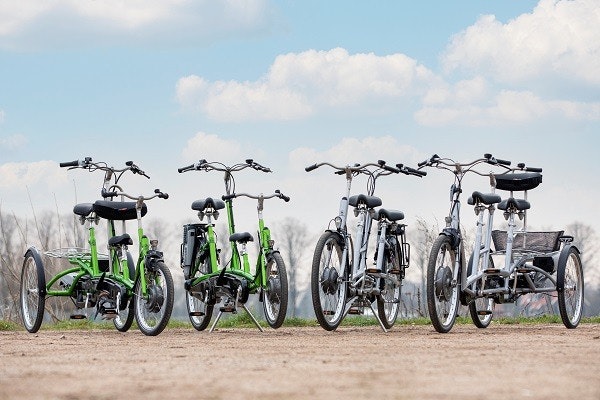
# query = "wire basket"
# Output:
<box><xmin>45</xmin><ymin>248</ymin><xmax>109</xmax><ymax>260</ymax></box>
<box><xmin>492</xmin><ymin>230</ymin><xmax>564</xmax><ymax>253</ymax></box>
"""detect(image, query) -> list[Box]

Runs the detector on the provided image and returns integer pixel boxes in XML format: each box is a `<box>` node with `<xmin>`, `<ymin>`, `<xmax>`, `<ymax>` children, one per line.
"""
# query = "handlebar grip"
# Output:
<box><xmin>160</xmin><ymin>193</ymin><xmax>169</xmax><ymax>199</ymax></box>
<box><xmin>496</xmin><ymin>158</ymin><xmax>511</xmax><ymax>166</ymax></box>
<box><xmin>281</xmin><ymin>194</ymin><xmax>290</xmax><ymax>202</ymax></box>
<box><xmin>406</xmin><ymin>166</ymin><xmax>427</xmax><ymax>176</ymax></box>
<box><xmin>102</xmin><ymin>190</ymin><xmax>118</xmax><ymax>198</ymax></box>
<box><xmin>60</xmin><ymin>160</ymin><xmax>79</xmax><ymax>168</ymax></box>
<box><xmin>178</xmin><ymin>164</ymin><xmax>194</xmax><ymax>173</ymax></box>
<box><xmin>526</xmin><ymin>167</ymin><xmax>543</xmax><ymax>173</ymax></box>
<box><xmin>382</xmin><ymin>164</ymin><xmax>400</xmax><ymax>173</ymax></box>
<box><xmin>222</xmin><ymin>194</ymin><xmax>236</xmax><ymax>201</ymax></box>
<box><xmin>417</xmin><ymin>159</ymin><xmax>428</xmax><ymax>167</ymax></box>
<box><xmin>305</xmin><ymin>164</ymin><xmax>318</xmax><ymax>172</ymax></box>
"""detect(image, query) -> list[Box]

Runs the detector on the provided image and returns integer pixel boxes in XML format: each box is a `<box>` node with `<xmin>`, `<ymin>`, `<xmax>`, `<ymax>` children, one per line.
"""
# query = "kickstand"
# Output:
<box><xmin>368</xmin><ymin>301</ymin><xmax>388</xmax><ymax>333</ymax></box>
<box><xmin>209</xmin><ymin>310</ymin><xmax>223</xmax><ymax>333</ymax></box>
<box><xmin>242</xmin><ymin>304</ymin><xmax>264</xmax><ymax>332</ymax></box>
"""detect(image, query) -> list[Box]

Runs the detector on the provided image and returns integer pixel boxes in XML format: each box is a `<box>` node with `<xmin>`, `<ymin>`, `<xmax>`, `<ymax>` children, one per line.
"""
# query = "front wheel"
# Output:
<box><xmin>134</xmin><ymin>261</ymin><xmax>174</xmax><ymax>336</ymax></box>
<box><xmin>467</xmin><ymin>252</ymin><xmax>495</xmax><ymax>329</ymax></box>
<box><xmin>556</xmin><ymin>246</ymin><xmax>584</xmax><ymax>329</ymax></box>
<box><xmin>20</xmin><ymin>249</ymin><xmax>46</xmax><ymax>333</ymax></box>
<box><xmin>311</xmin><ymin>231</ymin><xmax>348</xmax><ymax>331</ymax></box>
<box><xmin>263</xmin><ymin>252</ymin><xmax>289</xmax><ymax>329</ymax></box>
<box><xmin>426</xmin><ymin>235</ymin><xmax>460</xmax><ymax>333</ymax></box>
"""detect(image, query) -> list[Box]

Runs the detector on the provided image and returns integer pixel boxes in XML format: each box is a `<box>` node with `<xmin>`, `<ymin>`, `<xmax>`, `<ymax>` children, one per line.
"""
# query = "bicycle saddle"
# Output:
<box><xmin>192</xmin><ymin>197</ymin><xmax>225</xmax><ymax>212</ymax></box>
<box><xmin>467</xmin><ymin>191</ymin><xmax>501</xmax><ymax>205</ymax></box>
<box><xmin>229</xmin><ymin>232</ymin><xmax>253</xmax><ymax>244</ymax></box>
<box><xmin>374</xmin><ymin>208</ymin><xmax>405</xmax><ymax>222</ymax></box>
<box><xmin>73</xmin><ymin>203</ymin><xmax>93</xmax><ymax>217</ymax></box>
<box><xmin>108</xmin><ymin>233</ymin><xmax>133</xmax><ymax>247</ymax></box>
<box><xmin>93</xmin><ymin>200</ymin><xmax>147</xmax><ymax>221</ymax></box>
<box><xmin>498</xmin><ymin>197</ymin><xmax>531</xmax><ymax>211</ymax></box>
<box><xmin>494</xmin><ymin>172</ymin><xmax>542</xmax><ymax>191</ymax></box>
<box><xmin>348</xmin><ymin>194</ymin><xmax>382</xmax><ymax>209</ymax></box>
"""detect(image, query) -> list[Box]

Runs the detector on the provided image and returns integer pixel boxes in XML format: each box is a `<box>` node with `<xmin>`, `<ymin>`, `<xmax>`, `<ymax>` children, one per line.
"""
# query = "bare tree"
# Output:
<box><xmin>275</xmin><ymin>217</ymin><xmax>311</xmax><ymax>317</ymax></box>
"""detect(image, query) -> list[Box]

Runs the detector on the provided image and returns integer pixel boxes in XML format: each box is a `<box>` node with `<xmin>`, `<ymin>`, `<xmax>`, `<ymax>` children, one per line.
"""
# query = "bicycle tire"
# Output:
<box><xmin>20</xmin><ymin>248</ymin><xmax>46</xmax><ymax>333</ymax></box>
<box><xmin>311</xmin><ymin>231</ymin><xmax>348</xmax><ymax>331</ymax></box>
<box><xmin>263</xmin><ymin>252</ymin><xmax>289</xmax><ymax>329</ymax></box>
<box><xmin>557</xmin><ymin>246</ymin><xmax>584</xmax><ymax>329</ymax></box>
<box><xmin>134</xmin><ymin>261</ymin><xmax>174</xmax><ymax>336</ymax></box>
<box><xmin>426</xmin><ymin>235</ymin><xmax>460</xmax><ymax>333</ymax></box>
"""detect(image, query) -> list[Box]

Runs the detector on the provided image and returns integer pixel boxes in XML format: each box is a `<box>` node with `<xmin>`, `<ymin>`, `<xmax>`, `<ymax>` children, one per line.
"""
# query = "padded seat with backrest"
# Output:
<box><xmin>93</xmin><ymin>200</ymin><xmax>146</xmax><ymax>221</ymax></box>
<box><xmin>494</xmin><ymin>172</ymin><xmax>542</xmax><ymax>192</ymax></box>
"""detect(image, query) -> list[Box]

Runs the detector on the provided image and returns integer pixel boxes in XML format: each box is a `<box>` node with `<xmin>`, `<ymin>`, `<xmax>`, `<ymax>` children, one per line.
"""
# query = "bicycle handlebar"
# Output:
<box><xmin>114</xmin><ymin>189</ymin><xmax>169</xmax><ymax>201</ymax></box>
<box><xmin>417</xmin><ymin>153</ymin><xmax>512</xmax><ymax>176</ymax></box>
<box><xmin>396</xmin><ymin>164</ymin><xmax>427</xmax><ymax>177</ymax></box>
<box><xmin>222</xmin><ymin>190</ymin><xmax>290</xmax><ymax>202</ymax></box>
<box><xmin>178</xmin><ymin>159</ymin><xmax>271</xmax><ymax>174</ymax></box>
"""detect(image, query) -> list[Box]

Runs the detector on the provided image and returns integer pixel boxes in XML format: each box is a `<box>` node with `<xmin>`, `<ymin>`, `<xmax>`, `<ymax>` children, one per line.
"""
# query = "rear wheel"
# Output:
<box><xmin>377</xmin><ymin>275</ymin><xmax>401</xmax><ymax>329</ymax></box>
<box><xmin>427</xmin><ymin>235</ymin><xmax>460</xmax><ymax>333</ymax></box>
<box><xmin>263</xmin><ymin>252</ymin><xmax>288</xmax><ymax>329</ymax></box>
<box><xmin>187</xmin><ymin>252</ymin><xmax>214</xmax><ymax>331</ymax></box>
<box><xmin>134</xmin><ymin>261</ymin><xmax>174</xmax><ymax>336</ymax></box>
<box><xmin>467</xmin><ymin>252</ymin><xmax>495</xmax><ymax>328</ymax></box>
<box><xmin>114</xmin><ymin>251</ymin><xmax>135</xmax><ymax>332</ymax></box>
<box><xmin>20</xmin><ymin>249</ymin><xmax>46</xmax><ymax>333</ymax></box>
<box><xmin>311</xmin><ymin>231</ymin><xmax>348</xmax><ymax>331</ymax></box>
<box><xmin>557</xmin><ymin>247</ymin><xmax>584</xmax><ymax>329</ymax></box>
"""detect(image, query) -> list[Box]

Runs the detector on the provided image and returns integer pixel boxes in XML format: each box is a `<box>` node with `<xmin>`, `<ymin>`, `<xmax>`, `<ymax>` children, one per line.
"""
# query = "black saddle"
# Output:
<box><xmin>495</xmin><ymin>172</ymin><xmax>542</xmax><ymax>192</ymax></box>
<box><xmin>73</xmin><ymin>203</ymin><xmax>93</xmax><ymax>217</ymax></box>
<box><xmin>192</xmin><ymin>197</ymin><xmax>226</xmax><ymax>212</ymax></box>
<box><xmin>108</xmin><ymin>233</ymin><xmax>133</xmax><ymax>247</ymax></box>
<box><xmin>375</xmin><ymin>208</ymin><xmax>404</xmax><ymax>222</ymax></box>
<box><xmin>498</xmin><ymin>198</ymin><xmax>531</xmax><ymax>211</ymax></box>
<box><xmin>229</xmin><ymin>232</ymin><xmax>253</xmax><ymax>244</ymax></box>
<box><xmin>348</xmin><ymin>194</ymin><xmax>382</xmax><ymax>209</ymax></box>
<box><xmin>93</xmin><ymin>200</ymin><xmax>147</xmax><ymax>221</ymax></box>
<box><xmin>467</xmin><ymin>191</ymin><xmax>501</xmax><ymax>206</ymax></box>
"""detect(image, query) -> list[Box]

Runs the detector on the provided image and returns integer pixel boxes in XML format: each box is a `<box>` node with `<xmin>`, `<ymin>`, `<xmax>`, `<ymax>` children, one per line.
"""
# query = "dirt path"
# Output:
<box><xmin>1</xmin><ymin>323</ymin><xmax>599</xmax><ymax>400</ymax></box>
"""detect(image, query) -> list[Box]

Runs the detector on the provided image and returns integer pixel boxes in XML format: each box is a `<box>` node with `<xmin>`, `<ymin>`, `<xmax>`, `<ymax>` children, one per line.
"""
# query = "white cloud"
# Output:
<box><xmin>289</xmin><ymin>136</ymin><xmax>423</xmax><ymax>171</ymax></box>
<box><xmin>442</xmin><ymin>0</ymin><xmax>600</xmax><ymax>86</ymax></box>
<box><xmin>0</xmin><ymin>0</ymin><xmax>274</xmax><ymax>50</ymax></box>
<box><xmin>0</xmin><ymin>134</ymin><xmax>28</xmax><ymax>150</ymax></box>
<box><xmin>416</xmin><ymin>89</ymin><xmax>600</xmax><ymax>127</ymax></box>
<box><xmin>176</xmin><ymin>48</ymin><xmax>436</xmax><ymax>122</ymax></box>
<box><xmin>181</xmin><ymin>132</ymin><xmax>243</xmax><ymax>164</ymax></box>
<box><xmin>0</xmin><ymin>109</ymin><xmax>4</xmax><ymax>122</ymax></box>
<box><xmin>0</xmin><ymin>160</ymin><xmax>67</xmax><ymax>188</ymax></box>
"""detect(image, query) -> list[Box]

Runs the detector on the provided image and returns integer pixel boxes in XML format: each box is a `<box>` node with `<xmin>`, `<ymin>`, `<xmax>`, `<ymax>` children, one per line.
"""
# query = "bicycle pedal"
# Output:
<box><xmin>516</xmin><ymin>268</ymin><xmax>532</xmax><ymax>273</ymax></box>
<box><xmin>483</xmin><ymin>269</ymin><xmax>501</xmax><ymax>274</ymax></box>
<box><xmin>189</xmin><ymin>311</ymin><xmax>205</xmax><ymax>317</ymax></box>
<box><xmin>366</xmin><ymin>268</ymin><xmax>381</xmax><ymax>274</ymax></box>
<box><xmin>477</xmin><ymin>310</ymin><xmax>493</xmax><ymax>316</ymax></box>
<box><xmin>101</xmin><ymin>311</ymin><xmax>117</xmax><ymax>320</ymax></box>
<box><xmin>323</xmin><ymin>310</ymin><xmax>335</xmax><ymax>316</ymax></box>
<box><xmin>219</xmin><ymin>306</ymin><xmax>236</xmax><ymax>313</ymax></box>
<box><xmin>348</xmin><ymin>307</ymin><xmax>363</xmax><ymax>315</ymax></box>
<box><xmin>70</xmin><ymin>314</ymin><xmax>87</xmax><ymax>320</ymax></box>
<box><xmin>388</xmin><ymin>268</ymin><xmax>401</xmax><ymax>274</ymax></box>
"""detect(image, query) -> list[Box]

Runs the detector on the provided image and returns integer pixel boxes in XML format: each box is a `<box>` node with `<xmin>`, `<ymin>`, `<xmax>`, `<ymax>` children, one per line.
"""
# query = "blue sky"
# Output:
<box><xmin>0</xmin><ymin>0</ymin><xmax>599</xmax><ymax>258</ymax></box>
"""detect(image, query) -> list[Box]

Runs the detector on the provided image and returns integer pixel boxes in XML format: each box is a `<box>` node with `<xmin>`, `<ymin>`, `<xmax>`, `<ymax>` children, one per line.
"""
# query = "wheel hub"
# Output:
<box><xmin>435</xmin><ymin>266</ymin><xmax>453</xmax><ymax>301</ymax></box>
<box><xmin>145</xmin><ymin>285</ymin><xmax>165</xmax><ymax>313</ymax></box>
<box><xmin>321</xmin><ymin>267</ymin><xmax>340</xmax><ymax>295</ymax></box>
<box><xmin>266</xmin><ymin>276</ymin><xmax>281</xmax><ymax>302</ymax></box>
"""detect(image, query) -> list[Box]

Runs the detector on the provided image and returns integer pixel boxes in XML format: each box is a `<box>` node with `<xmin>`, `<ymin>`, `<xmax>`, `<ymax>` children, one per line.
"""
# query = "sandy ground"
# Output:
<box><xmin>1</xmin><ymin>323</ymin><xmax>599</xmax><ymax>400</ymax></box>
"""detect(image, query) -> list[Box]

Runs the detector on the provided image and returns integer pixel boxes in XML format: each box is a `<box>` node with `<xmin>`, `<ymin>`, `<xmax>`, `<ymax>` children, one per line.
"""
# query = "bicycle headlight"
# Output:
<box><xmin>334</xmin><ymin>216</ymin><xmax>342</xmax><ymax>229</ymax></box>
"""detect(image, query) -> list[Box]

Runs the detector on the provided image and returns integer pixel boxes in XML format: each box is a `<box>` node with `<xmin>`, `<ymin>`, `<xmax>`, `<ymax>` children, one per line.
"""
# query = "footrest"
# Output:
<box><xmin>484</xmin><ymin>269</ymin><xmax>502</xmax><ymax>274</ymax></box>
<box><xmin>70</xmin><ymin>314</ymin><xmax>86</xmax><ymax>320</ymax></box>
<box><xmin>219</xmin><ymin>306</ymin><xmax>236</xmax><ymax>313</ymax></box>
<box><xmin>189</xmin><ymin>311</ymin><xmax>205</xmax><ymax>317</ymax></box>
<box><xmin>516</xmin><ymin>268</ymin><xmax>533</xmax><ymax>274</ymax></box>
<box><xmin>365</xmin><ymin>268</ymin><xmax>381</xmax><ymax>274</ymax></box>
<box><xmin>348</xmin><ymin>307</ymin><xmax>363</xmax><ymax>315</ymax></box>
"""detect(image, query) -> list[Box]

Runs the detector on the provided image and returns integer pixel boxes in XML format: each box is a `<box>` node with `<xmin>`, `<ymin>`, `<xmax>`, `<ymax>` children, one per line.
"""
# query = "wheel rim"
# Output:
<box><xmin>563</xmin><ymin>252</ymin><xmax>583</xmax><ymax>324</ymax></box>
<box><xmin>318</xmin><ymin>238</ymin><xmax>346</xmax><ymax>324</ymax></box>
<box><xmin>264</xmin><ymin>262</ymin><xmax>282</xmax><ymax>323</ymax></box>
<box><xmin>381</xmin><ymin>277</ymin><xmax>400</xmax><ymax>324</ymax></box>
<box><xmin>433</xmin><ymin>243</ymin><xmax>458</xmax><ymax>328</ymax></box>
<box><xmin>21</xmin><ymin>257</ymin><xmax>40</xmax><ymax>330</ymax></box>
<box><xmin>136</xmin><ymin>270</ymin><xmax>168</xmax><ymax>331</ymax></box>
<box><xmin>187</xmin><ymin>292</ymin><xmax>209</xmax><ymax>324</ymax></box>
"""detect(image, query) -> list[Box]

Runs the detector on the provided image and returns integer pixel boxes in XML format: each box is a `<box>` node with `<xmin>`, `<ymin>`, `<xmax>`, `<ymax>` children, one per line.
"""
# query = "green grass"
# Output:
<box><xmin>1</xmin><ymin>315</ymin><xmax>598</xmax><ymax>331</ymax></box>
